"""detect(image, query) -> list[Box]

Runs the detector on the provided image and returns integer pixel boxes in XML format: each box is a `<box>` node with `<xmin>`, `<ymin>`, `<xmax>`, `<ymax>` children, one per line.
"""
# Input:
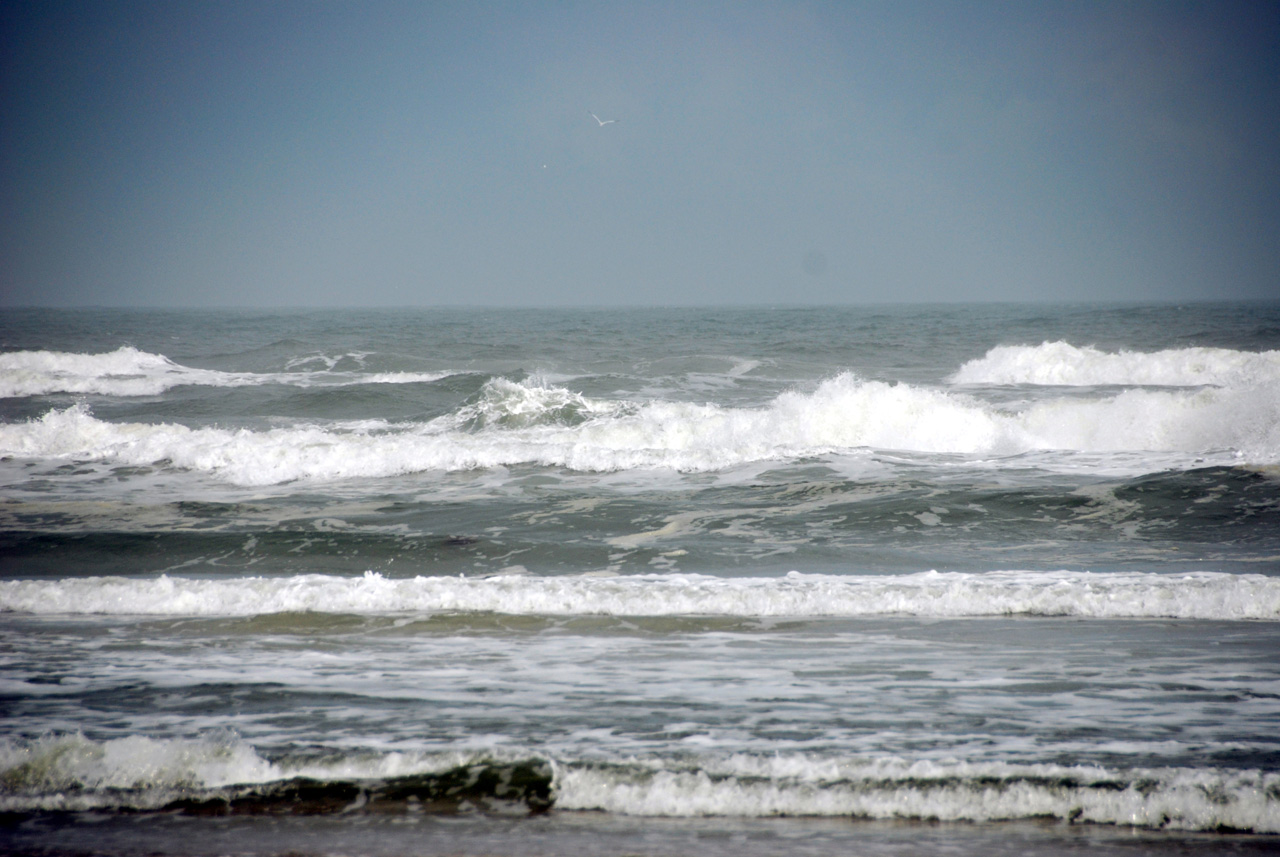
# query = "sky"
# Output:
<box><xmin>1</xmin><ymin>1</ymin><xmax>1278</xmax><ymax>307</ymax></box>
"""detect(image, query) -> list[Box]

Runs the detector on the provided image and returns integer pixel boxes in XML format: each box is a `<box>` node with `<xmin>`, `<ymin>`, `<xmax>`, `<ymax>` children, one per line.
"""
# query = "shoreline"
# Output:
<box><xmin>5</xmin><ymin>811</ymin><xmax>1279</xmax><ymax>857</ymax></box>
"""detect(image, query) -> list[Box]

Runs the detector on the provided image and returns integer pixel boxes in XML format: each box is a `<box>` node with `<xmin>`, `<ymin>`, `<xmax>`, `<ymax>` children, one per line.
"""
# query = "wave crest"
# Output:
<box><xmin>2</xmin><ymin>734</ymin><xmax>1276</xmax><ymax>831</ymax></box>
<box><xmin>454</xmin><ymin>377</ymin><xmax>628</xmax><ymax>431</ymax></box>
<box><xmin>0</xmin><ymin>733</ymin><xmax>551</xmax><ymax>814</ymax></box>
<box><xmin>0</xmin><ymin>347</ymin><xmax>451</xmax><ymax>397</ymax></box>
<box><xmin>557</xmin><ymin>755</ymin><xmax>1280</xmax><ymax>831</ymax></box>
<box><xmin>951</xmin><ymin>342</ymin><xmax>1280</xmax><ymax>387</ymax></box>
<box><xmin>3</xmin><ymin>370</ymin><xmax>1278</xmax><ymax>483</ymax></box>
<box><xmin>2</xmin><ymin>570</ymin><xmax>1275</xmax><ymax>620</ymax></box>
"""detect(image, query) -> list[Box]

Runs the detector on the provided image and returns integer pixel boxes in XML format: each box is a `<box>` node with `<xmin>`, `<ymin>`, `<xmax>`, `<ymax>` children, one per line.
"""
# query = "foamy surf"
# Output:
<box><xmin>952</xmin><ymin>342</ymin><xmax>1280</xmax><ymax>388</ymax></box>
<box><xmin>0</xmin><ymin>346</ymin><xmax>452</xmax><ymax>397</ymax></box>
<box><xmin>2</xmin><ymin>570</ymin><xmax>1276</xmax><ymax>620</ymax></box>
<box><xmin>556</xmin><ymin>755</ymin><xmax>1280</xmax><ymax>832</ymax></box>
<box><xmin>0</xmin><ymin>733</ymin><xmax>551</xmax><ymax>814</ymax></box>
<box><xmin>1</xmin><ymin>734</ymin><xmax>1276</xmax><ymax>832</ymax></box>
<box><xmin>2</xmin><ymin>371</ymin><xmax>1277</xmax><ymax>484</ymax></box>
<box><xmin>4</xmin><ymin>307</ymin><xmax>1278</xmax><ymax>852</ymax></box>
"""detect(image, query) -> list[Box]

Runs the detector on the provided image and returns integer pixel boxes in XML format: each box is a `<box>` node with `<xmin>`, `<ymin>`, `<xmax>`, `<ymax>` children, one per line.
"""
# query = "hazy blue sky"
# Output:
<box><xmin>2</xmin><ymin>1</ymin><xmax>1277</xmax><ymax>307</ymax></box>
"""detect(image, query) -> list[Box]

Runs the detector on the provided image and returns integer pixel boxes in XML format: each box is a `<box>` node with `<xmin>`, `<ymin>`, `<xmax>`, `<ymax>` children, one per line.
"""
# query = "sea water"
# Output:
<box><xmin>1</xmin><ymin>304</ymin><xmax>1278</xmax><ymax>856</ymax></box>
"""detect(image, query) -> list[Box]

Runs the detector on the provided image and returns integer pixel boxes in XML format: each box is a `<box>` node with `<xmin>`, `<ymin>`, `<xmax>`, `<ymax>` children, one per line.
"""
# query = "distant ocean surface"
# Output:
<box><xmin>2</xmin><ymin>304</ymin><xmax>1279</xmax><ymax>856</ymax></box>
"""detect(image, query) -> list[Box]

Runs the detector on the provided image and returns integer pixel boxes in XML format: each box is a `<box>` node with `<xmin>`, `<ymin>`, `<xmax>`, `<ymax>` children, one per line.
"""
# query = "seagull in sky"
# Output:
<box><xmin>590</xmin><ymin>112</ymin><xmax>618</xmax><ymax>126</ymax></box>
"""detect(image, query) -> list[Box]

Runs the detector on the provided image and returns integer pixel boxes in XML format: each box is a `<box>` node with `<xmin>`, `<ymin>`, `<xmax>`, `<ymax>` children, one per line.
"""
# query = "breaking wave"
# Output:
<box><xmin>2</xmin><ymin>372</ymin><xmax>1277</xmax><ymax>484</ymax></box>
<box><xmin>0</xmin><ymin>346</ymin><xmax>451</xmax><ymax>397</ymax></box>
<box><xmin>2</xmin><ymin>570</ymin><xmax>1276</xmax><ymax>620</ymax></box>
<box><xmin>0</xmin><ymin>733</ymin><xmax>551</xmax><ymax>814</ymax></box>
<box><xmin>952</xmin><ymin>342</ymin><xmax>1280</xmax><ymax>387</ymax></box>
<box><xmin>557</xmin><ymin>755</ymin><xmax>1280</xmax><ymax>832</ymax></box>
<box><xmin>2</xmin><ymin>734</ymin><xmax>1276</xmax><ymax>831</ymax></box>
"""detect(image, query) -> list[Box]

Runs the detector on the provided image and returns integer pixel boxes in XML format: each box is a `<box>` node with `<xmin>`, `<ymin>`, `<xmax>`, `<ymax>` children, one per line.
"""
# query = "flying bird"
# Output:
<box><xmin>590</xmin><ymin>112</ymin><xmax>618</xmax><ymax>126</ymax></box>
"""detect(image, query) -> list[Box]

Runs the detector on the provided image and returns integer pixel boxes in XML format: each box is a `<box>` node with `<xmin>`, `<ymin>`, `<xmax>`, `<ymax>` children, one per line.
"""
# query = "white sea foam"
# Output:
<box><xmin>0</xmin><ymin>733</ymin><xmax>505</xmax><ymax>812</ymax></box>
<box><xmin>0</xmin><ymin>733</ymin><xmax>276</xmax><ymax>806</ymax></box>
<box><xmin>556</xmin><ymin>754</ymin><xmax>1280</xmax><ymax>832</ymax></box>
<box><xmin>952</xmin><ymin>342</ymin><xmax>1280</xmax><ymax>387</ymax></box>
<box><xmin>2</xmin><ymin>570</ymin><xmax>1276</xmax><ymax>620</ymax></box>
<box><xmin>0</xmin><ymin>346</ymin><xmax>451</xmax><ymax>397</ymax></box>
<box><xmin>2</xmin><ymin>373</ymin><xmax>1277</xmax><ymax>484</ymax></box>
<box><xmin>1</xmin><ymin>734</ymin><xmax>1276</xmax><ymax>831</ymax></box>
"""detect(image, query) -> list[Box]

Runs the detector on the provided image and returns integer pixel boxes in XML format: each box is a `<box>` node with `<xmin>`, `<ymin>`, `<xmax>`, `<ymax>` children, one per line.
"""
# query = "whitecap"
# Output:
<box><xmin>2</xmin><ymin>570</ymin><xmax>1275</xmax><ymax>620</ymax></box>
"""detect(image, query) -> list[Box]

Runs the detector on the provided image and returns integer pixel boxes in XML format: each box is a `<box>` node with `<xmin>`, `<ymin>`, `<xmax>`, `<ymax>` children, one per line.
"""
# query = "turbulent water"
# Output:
<box><xmin>2</xmin><ymin>304</ymin><xmax>1279</xmax><ymax>855</ymax></box>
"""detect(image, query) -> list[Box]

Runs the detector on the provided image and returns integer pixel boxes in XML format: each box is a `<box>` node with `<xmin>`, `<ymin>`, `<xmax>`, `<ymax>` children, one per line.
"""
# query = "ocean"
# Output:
<box><xmin>1</xmin><ymin>303</ymin><xmax>1278</xmax><ymax>856</ymax></box>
